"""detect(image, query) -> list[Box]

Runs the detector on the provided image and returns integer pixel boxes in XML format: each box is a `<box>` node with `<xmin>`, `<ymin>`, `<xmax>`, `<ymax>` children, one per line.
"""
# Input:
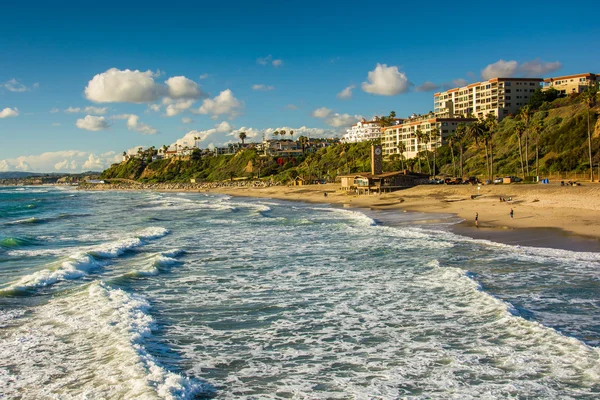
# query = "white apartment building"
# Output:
<box><xmin>434</xmin><ymin>77</ymin><xmax>543</xmax><ymax>121</ymax></box>
<box><xmin>542</xmin><ymin>73</ymin><xmax>598</xmax><ymax>95</ymax></box>
<box><xmin>341</xmin><ymin>118</ymin><xmax>387</xmax><ymax>143</ymax></box>
<box><xmin>382</xmin><ymin>114</ymin><xmax>476</xmax><ymax>159</ymax></box>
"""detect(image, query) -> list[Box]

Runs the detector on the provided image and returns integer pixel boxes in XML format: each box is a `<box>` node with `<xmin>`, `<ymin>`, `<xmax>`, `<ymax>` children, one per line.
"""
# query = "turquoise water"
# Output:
<box><xmin>1</xmin><ymin>186</ymin><xmax>599</xmax><ymax>399</ymax></box>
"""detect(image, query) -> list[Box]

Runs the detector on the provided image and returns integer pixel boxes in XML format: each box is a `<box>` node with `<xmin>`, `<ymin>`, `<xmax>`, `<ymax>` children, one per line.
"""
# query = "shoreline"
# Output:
<box><xmin>74</xmin><ymin>181</ymin><xmax>600</xmax><ymax>252</ymax></box>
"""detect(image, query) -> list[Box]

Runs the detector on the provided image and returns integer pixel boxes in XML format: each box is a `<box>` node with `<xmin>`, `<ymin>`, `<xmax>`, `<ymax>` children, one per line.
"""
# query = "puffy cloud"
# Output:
<box><xmin>164</xmin><ymin>99</ymin><xmax>195</xmax><ymax>116</ymax></box>
<box><xmin>50</xmin><ymin>108</ymin><xmax>60</xmax><ymax>113</ymax></box>
<box><xmin>312</xmin><ymin>107</ymin><xmax>332</xmax><ymax>118</ymax></box>
<box><xmin>257</xmin><ymin>55</ymin><xmax>283</xmax><ymax>67</ymax></box>
<box><xmin>85</xmin><ymin>68</ymin><xmax>165</xmax><ymax>103</ymax></box>
<box><xmin>76</xmin><ymin>115</ymin><xmax>109</xmax><ymax>131</ymax></box>
<box><xmin>324</xmin><ymin>113</ymin><xmax>362</xmax><ymax>128</ymax></box>
<box><xmin>362</xmin><ymin>64</ymin><xmax>412</xmax><ymax>96</ymax></box>
<box><xmin>0</xmin><ymin>107</ymin><xmax>19</xmax><ymax>118</ymax></box>
<box><xmin>3</xmin><ymin>79</ymin><xmax>36</xmax><ymax>93</ymax></box>
<box><xmin>481</xmin><ymin>59</ymin><xmax>561</xmax><ymax>80</ymax></box>
<box><xmin>199</xmin><ymin>73</ymin><xmax>209</xmax><ymax>79</ymax></box>
<box><xmin>195</xmin><ymin>89</ymin><xmax>243</xmax><ymax>119</ymax></box>
<box><xmin>0</xmin><ymin>150</ymin><xmax>121</xmax><ymax>173</ymax></box>
<box><xmin>481</xmin><ymin>60</ymin><xmax>519</xmax><ymax>80</ymax></box>
<box><xmin>452</xmin><ymin>78</ymin><xmax>468</xmax><ymax>87</ymax></box>
<box><xmin>214</xmin><ymin>121</ymin><xmax>232</xmax><ymax>132</ymax></box>
<box><xmin>112</xmin><ymin>114</ymin><xmax>157</xmax><ymax>135</ymax></box>
<box><xmin>165</xmin><ymin>76</ymin><xmax>204</xmax><ymax>99</ymax></box>
<box><xmin>181</xmin><ymin>117</ymin><xmax>193</xmax><ymax>124</ymax></box>
<box><xmin>337</xmin><ymin>85</ymin><xmax>355</xmax><ymax>100</ymax></box>
<box><xmin>414</xmin><ymin>81</ymin><xmax>440</xmax><ymax>92</ymax></box>
<box><xmin>252</xmin><ymin>84</ymin><xmax>274</xmax><ymax>91</ymax></box>
<box><xmin>312</xmin><ymin>107</ymin><xmax>361</xmax><ymax>127</ymax></box>
<box><xmin>148</xmin><ymin>104</ymin><xmax>162</xmax><ymax>113</ymax></box>
<box><xmin>519</xmin><ymin>59</ymin><xmax>562</xmax><ymax>76</ymax></box>
<box><xmin>65</xmin><ymin>106</ymin><xmax>108</xmax><ymax>114</ymax></box>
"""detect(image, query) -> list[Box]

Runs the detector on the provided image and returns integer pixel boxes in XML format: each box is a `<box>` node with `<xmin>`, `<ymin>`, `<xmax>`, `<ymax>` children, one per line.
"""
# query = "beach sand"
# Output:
<box><xmin>208</xmin><ymin>182</ymin><xmax>600</xmax><ymax>251</ymax></box>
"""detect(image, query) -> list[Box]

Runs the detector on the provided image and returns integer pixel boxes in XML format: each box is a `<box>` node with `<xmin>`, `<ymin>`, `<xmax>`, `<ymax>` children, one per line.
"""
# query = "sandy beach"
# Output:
<box><xmin>208</xmin><ymin>182</ymin><xmax>600</xmax><ymax>250</ymax></box>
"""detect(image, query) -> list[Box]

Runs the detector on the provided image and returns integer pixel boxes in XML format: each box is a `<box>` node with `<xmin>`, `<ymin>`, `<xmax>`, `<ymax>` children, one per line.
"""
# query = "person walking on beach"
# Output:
<box><xmin>510</xmin><ymin>208</ymin><xmax>514</xmax><ymax>219</ymax></box>
<box><xmin>475</xmin><ymin>212</ymin><xmax>479</xmax><ymax>227</ymax></box>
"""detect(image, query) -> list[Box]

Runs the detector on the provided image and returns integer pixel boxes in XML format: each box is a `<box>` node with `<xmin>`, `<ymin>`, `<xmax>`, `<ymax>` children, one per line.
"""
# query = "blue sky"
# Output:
<box><xmin>1</xmin><ymin>0</ymin><xmax>598</xmax><ymax>172</ymax></box>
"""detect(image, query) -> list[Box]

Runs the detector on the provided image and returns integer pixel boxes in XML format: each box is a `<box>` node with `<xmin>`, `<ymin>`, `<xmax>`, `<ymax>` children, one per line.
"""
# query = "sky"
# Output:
<box><xmin>1</xmin><ymin>0</ymin><xmax>598</xmax><ymax>172</ymax></box>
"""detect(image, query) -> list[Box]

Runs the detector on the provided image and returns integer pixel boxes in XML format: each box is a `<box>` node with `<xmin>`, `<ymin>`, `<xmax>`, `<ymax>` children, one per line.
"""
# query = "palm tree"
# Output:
<box><xmin>446</xmin><ymin>133</ymin><xmax>456</xmax><ymax>177</ymax></box>
<box><xmin>582</xmin><ymin>83</ymin><xmax>598</xmax><ymax>181</ymax></box>
<box><xmin>239</xmin><ymin>131</ymin><xmax>247</xmax><ymax>145</ymax></box>
<box><xmin>415</xmin><ymin>128</ymin><xmax>429</xmax><ymax>174</ymax></box>
<box><xmin>455</xmin><ymin>123</ymin><xmax>467</xmax><ymax>178</ymax></box>
<box><xmin>484</xmin><ymin>113</ymin><xmax>498</xmax><ymax>180</ymax></box>
<box><xmin>531</xmin><ymin>120</ymin><xmax>545</xmax><ymax>177</ymax></box>
<box><xmin>290</xmin><ymin>130</ymin><xmax>294</xmax><ymax>141</ymax></box>
<box><xmin>397</xmin><ymin>141</ymin><xmax>406</xmax><ymax>171</ymax></box>
<box><xmin>467</xmin><ymin>120</ymin><xmax>485</xmax><ymax>177</ymax></box>
<box><xmin>519</xmin><ymin>105</ymin><xmax>534</xmax><ymax>176</ymax></box>
<box><xmin>430</xmin><ymin>127</ymin><xmax>440</xmax><ymax>176</ymax></box>
<box><xmin>515</xmin><ymin>121</ymin><xmax>526</xmax><ymax>179</ymax></box>
<box><xmin>280</xmin><ymin>130</ymin><xmax>286</xmax><ymax>140</ymax></box>
<box><xmin>273</xmin><ymin>130</ymin><xmax>279</xmax><ymax>139</ymax></box>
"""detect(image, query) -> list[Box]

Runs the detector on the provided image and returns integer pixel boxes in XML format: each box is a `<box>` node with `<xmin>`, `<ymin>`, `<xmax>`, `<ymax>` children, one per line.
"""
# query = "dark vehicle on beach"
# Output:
<box><xmin>463</xmin><ymin>177</ymin><xmax>479</xmax><ymax>185</ymax></box>
<box><xmin>444</xmin><ymin>177</ymin><xmax>462</xmax><ymax>185</ymax></box>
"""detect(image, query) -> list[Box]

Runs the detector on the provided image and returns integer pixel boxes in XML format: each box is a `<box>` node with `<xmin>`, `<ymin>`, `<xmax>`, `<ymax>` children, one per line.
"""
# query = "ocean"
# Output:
<box><xmin>1</xmin><ymin>186</ymin><xmax>599</xmax><ymax>399</ymax></box>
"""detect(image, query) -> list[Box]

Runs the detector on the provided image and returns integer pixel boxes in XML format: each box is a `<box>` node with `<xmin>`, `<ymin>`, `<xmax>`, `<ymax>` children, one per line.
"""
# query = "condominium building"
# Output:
<box><xmin>542</xmin><ymin>73</ymin><xmax>598</xmax><ymax>95</ymax></box>
<box><xmin>341</xmin><ymin>118</ymin><xmax>403</xmax><ymax>143</ymax></box>
<box><xmin>382</xmin><ymin>114</ymin><xmax>476</xmax><ymax>159</ymax></box>
<box><xmin>434</xmin><ymin>77</ymin><xmax>543</xmax><ymax>120</ymax></box>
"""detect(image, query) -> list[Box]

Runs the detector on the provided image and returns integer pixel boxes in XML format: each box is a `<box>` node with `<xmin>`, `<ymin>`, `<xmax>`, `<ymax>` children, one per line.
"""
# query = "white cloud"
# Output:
<box><xmin>50</xmin><ymin>108</ymin><xmax>60</xmax><ymax>113</ymax></box>
<box><xmin>414</xmin><ymin>81</ymin><xmax>440</xmax><ymax>92</ymax></box>
<box><xmin>257</xmin><ymin>55</ymin><xmax>283</xmax><ymax>67</ymax></box>
<box><xmin>480</xmin><ymin>59</ymin><xmax>562</xmax><ymax>80</ymax></box>
<box><xmin>148</xmin><ymin>104</ymin><xmax>162</xmax><ymax>113</ymax></box>
<box><xmin>481</xmin><ymin>60</ymin><xmax>519</xmax><ymax>80</ymax></box>
<box><xmin>324</xmin><ymin>113</ymin><xmax>362</xmax><ymax>128</ymax></box>
<box><xmin>195</xmin><ymin>89</ymin><xmax>243</xmax><ymax>119</ymax></box>
<box><xmin>452</xmin><ymin>78</ymin><xmax>468</xmax><ymax>87</ymax></box>
<box><xmin>181</xmin><ymin>117</ymin><xmax>193</xmax><ymax>124</ymax></box>
<box><xmin>0</xmin><ymin>108</ymin><xmax>19</xmax><ymax>118</ymax></box>
<box><xmin>286</xmin><ymin>104</ymin><xmax>298</xmax><ymax>110</ymax></box>
<box><xmin>65</xmin><ymin>106</ymin><xmax>108</xmax><ymax>114</ymax></box>
<box><xmin>75</xmin><ymin>115</ymin><xmax>109</xmax><ymax>131</ymax></box>
<box><xmin>337</xmin><ymin>85</ymin><xmax>355</xmax><ymax>100</ymax></box>
<box><xmin>164</xmin><ymin>99</ymin><xmax>195</xmax><ymax>116</ymax></box>
<box><xmin>0</xmin><ymin>150</ymin><xmax>122</xmax><ymax>173</ymax></box>
<box><xmin>199</xmin><ymin>73</ymin><xmax>209</xmax><ymax>79</ymax></box>
<box><xmin>165</xmin><ymin>76</ymin><xmax>204</xmax><ymax>99</ymax></box>
<box><xmin>215</xmin><ymin>121</ymin><xmax>232</xmax><ymax>132</ymax></box>
<box><xmin>3</xmin><ymin>79</ymin><xmax>36</xmax><ymax>93</ymax></box>
<box><xmin>312</xmin><ymin>107</ymin><xmax>332</xmax><ymax>118</ymax></box>
<box><xmin>362</xmin><ymin>64</ymin><xmax>412</xmax><ymax>96</ymax></box>
<box><xmin>112</xmin><ymin>114</ymin><xmax>157</xmax><ymax>135</ymax></box>
<box><xmin>52</xmin><ymin>122</ymin><xmax>61</xmax><ymax>127</ymax></box>
<box><xmin>85</xmin><ymin>68</ymin><xmax>165</xmax><ymax>103</ymax></box>
<box><xmin>252</xmin><ymin>84</ymin><xmax>275</xmax><ymax>91</ymax></box>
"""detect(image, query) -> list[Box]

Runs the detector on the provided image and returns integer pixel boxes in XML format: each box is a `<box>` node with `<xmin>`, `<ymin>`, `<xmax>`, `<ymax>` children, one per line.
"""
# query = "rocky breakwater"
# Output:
<box><xmin>78</xmin><ymin>180</ymin><xmax>281</xmax><ymax>192</ymax></box>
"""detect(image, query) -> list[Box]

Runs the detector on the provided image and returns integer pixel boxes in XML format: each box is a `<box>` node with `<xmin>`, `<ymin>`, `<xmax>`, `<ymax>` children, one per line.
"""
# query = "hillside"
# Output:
<box><xmin>101</xmin><ymin>93</ymin><xmax>599</xmax><ymax>183</ymax></box>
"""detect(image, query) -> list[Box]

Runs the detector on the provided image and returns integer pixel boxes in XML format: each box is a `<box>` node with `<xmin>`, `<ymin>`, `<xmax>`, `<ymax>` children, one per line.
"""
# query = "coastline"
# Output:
<box><xmin>75</xmin><ymin>181</ymin><xmax>600</xmax><ymax>252</ymax></box>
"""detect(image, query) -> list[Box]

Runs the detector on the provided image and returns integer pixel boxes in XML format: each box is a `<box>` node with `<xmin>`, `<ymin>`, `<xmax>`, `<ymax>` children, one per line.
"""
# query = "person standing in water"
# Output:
<box><xmin>510</xmin><ymin>208</ymin><xmax>514</xmax><ymax>219</ymax></box>
<box><xmin>475</xmin><ymin>212</ymin><xmax>479</xmax><ymax>227</ymax></box>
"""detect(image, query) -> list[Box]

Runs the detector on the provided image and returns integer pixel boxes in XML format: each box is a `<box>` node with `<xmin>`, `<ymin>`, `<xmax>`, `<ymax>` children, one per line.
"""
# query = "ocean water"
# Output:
<box><xmin>1</xmin><ymin>186</ymin><xmax>599</xmax><ymax>399</ymax></box>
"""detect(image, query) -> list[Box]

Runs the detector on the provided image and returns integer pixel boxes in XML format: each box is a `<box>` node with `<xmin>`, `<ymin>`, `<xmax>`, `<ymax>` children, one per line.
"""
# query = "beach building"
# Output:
<box><xmin>434</xmin><ymin>77</ymin><xmax>543</xmax><ymax>120</ymax></box>
<box><xmin>341</xmin><ymin>118</ymin><xmax>392</xmax><ymax>143</ymax></box>
<box><xmin>381</xmin><ymin>114</ymin><xmax>477</xmax><ymax>159</ymax></box>
<box><xmin>542</xmin><ymin>73</ymin><xmax>599</xmax><ymax>95</ymax></box>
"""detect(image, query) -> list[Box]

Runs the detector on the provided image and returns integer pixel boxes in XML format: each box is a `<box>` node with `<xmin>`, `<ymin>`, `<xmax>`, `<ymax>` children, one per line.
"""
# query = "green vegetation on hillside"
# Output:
<box><xmin>102</xmin><ymin>90</ymin><xmax>599</xmax><ymax>183</ymax></box>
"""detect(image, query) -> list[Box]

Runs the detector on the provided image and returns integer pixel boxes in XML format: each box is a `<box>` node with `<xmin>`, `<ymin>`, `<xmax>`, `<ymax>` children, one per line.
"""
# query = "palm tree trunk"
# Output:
<box><xmin>588</xmin><ymin>110</ymin><xmax>594</xmax><ymax>182</ymax></box>
<box><xmin>518</xmin><ymin>135</ymin><xmax>525</xmax><ymax>179</ymax></box>
<box><xmin>483</xmin><ymin>140</ymin><xmax>489</xmax><ymax>181</ymax></box>
<box><xmin>525</xmin><ymin>133</ymin><xmax>530</xmax><ymax>176</ymax></box>
<box><xmin>450</xmin><ymin>146</ymin><xmax>456</xmax><ymax>177</ymax></box>
<box><xmin>489</xmin><ymin>142</ymin><xmax>494</xmax><ymax>181</ymax></box>
<box><xmin>459</xmin><ymin>146</ymin><xmax>464</xmax><ymax>178</ymax></box>
<box><xmin>535</xmin><ymin>137</ymin><xmax>539</xmax><ymax>178</ymax></box>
